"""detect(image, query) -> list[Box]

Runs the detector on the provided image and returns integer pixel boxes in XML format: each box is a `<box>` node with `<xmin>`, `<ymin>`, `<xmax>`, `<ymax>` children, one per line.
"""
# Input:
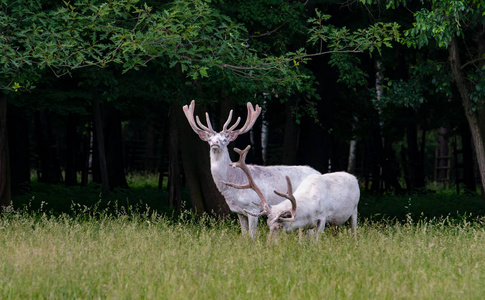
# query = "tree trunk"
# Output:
<box><xmin>405</xmin><ymin>113</ymin><xmax>425</xmax><ymax>191</ymax></box>
<box><xmin>459</xmin><ymin>122</ymin><xmax>476</xmax><ymax>192</ymax></box>
<box><xmin>0</xmin><ymin>94</ymin><xmax>11</xmax><ymax>207</ymax></box>
<box><xmin>435</xmin><ymin>127</ymin><xmax>450</xmax><ymax>188</ymax></box>
<box><xmin>449</xmin><ymin>38</ymin><xmax>485</xmax><ymax>196</ymax></box>
<box><xmin>299</xmin><ymin>116</ymin><xmax>330</xmax><ymax>173</ymax></box>
<box><xmin>7</xmin><ymin>104</ymin><xmax>30</xmax><ymax>194</ymax></box>
<box><xmin>80</xmin><ymin>128</ymin><xmax>91</xmax><ymax>186</ymax></box>
<box><xmin>157</xmin><ymin>118</ymin><xmax>167</xmax><ymax>190</ymax></box>
<box><xmin>65</xmin><ymin>114</ymin><xmax>79</xmax><ymax>186</ymax></box>
<box><xmin>347</xmin><ymin>140</ymin><xmax>357</xmax><ymax>174</ymax></box>
<box><xmin>383</xmin><ymin>141</ymin><xmax>403</xmax><ymax>193</ymax></box>
<box><xmin>144</xmin><ymin>121</ymin><xmax>157</xmax><ymax>172</ymax></box>
<box><xmin>104</xmin><ymin>102</ymin><xmax>128</xmax><ymax>190</ymax></box>
<box><xmin>477</xmin><ymin>31</ymin><xmax>485</xmax><ymax>197</ymax></box>
<box><xmin>168</xmin><ymin>102</ymin><xmax>182</xmax><ymax>210</ymax></box>
<box><xmin>92</xmin><ymin>97</ymin><xmax>110</xmax><ymax>194</ymax></box>
<box><xmin>282</xmin><ymin>100</ymin><xmax>300</xmax><ymax>165</ymax></box>
<box><xmin>35</xmin><ymin>111</ymin><xmax>62</xmax><ymax>184</ymax></box>
<box><xmin>91</xmin><ymin>126</ymin><xmax>101</xmax><ymax>184</ymax></box>
<box><xmin>368</xmin><ymin>126</ymin><xmax>384</xmax><ymax>192</ymax></box>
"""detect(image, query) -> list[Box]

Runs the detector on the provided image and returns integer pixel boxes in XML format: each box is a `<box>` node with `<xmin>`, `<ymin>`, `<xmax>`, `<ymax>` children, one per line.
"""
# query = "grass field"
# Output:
<box><xmin>2</xmin><ymin>180</ymin><xmax>485</xmax><ymax>299</ymax></box>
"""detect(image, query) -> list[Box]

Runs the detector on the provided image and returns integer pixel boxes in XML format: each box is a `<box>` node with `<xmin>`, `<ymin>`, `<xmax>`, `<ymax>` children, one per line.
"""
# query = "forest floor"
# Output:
<box><xmin>10</xmin><ymin>173</ymin><xmax>485</xmax><ymax>223</ymax></box>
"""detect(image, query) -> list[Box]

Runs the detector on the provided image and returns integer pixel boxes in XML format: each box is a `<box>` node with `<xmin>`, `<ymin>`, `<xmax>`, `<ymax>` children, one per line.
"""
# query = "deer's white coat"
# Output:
<box><xmin>268</xmin><ymin>172</ymin><xmax>360</xmax><ymax>238</ymax></box>
<box><xmin>183</xmin><ymin>101</ymin><xmax>319</xmax><ymax>238</ymax></box>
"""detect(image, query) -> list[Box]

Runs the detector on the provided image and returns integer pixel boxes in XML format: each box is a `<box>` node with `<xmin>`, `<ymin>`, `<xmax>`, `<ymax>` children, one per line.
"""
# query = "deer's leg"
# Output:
<box><xmin>248</xmin><ymin>215</ymin><xmax>259</xmax><ymax>239</ymax></box>
<box><xmin>315</xmin><ymin>219</ymin><xmax>325</xmax><ymax>242</ymax></box>
<box><xmin>237</xmin><ymin>213</ymin><xmax>249</xmax><ymax>235</ymax></box>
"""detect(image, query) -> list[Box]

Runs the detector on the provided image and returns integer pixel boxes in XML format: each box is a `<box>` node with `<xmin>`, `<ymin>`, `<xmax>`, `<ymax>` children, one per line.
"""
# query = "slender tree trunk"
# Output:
<box><xmin>459</xmin><ymin>123</ymin><xmax>476</xmax><ymax>192</ymax></box>
<box><xmin>157</xmin><ymin>118</ymin><xmax>167</xmax><ymax>190</ymax></box>
<box><xmin>145</xmin><ymin>121</ymin><xmax>157</xmax><ymax>172</ymax></box>
<box><xmin>65</xmin><ymin>114</ymin><xmax>79</xmax><ymax>186</ymax></box>
<box><xmin>347</xmin><ymin>140</ymin><xmax>357</xmax><ymax>174</ymax></box>
<box><xmin>368</xmin><ymin>60</ymin><xmax>385</xmax><ymax>191</ymax></box>
<box><xmin>80</xmin><ymin>128</ymin><xmax>91</xmax><ymax>186</ymax></box>
<box><xmin>435</xmin><ymin>127</ymin><xmax>450</xmax><ymax>188</ymax></box>
<box><xmin>8</xmin><ymin>104</ymin><xmax>30</xmax><ymax>194</ymax></box>
<box><xmin>405</xmin><ymin>111</ymin><xmax>425</xmax><ymax>191</ymax></box>
<box><xmin>35</xmin><ymin>111</ymin><xmax>62</xmax><ymax>183</ymax></box>
<box><xmin>282</xmin><ymin>99</ymin><xmax>300</xmax><ymax>165</ymax></box>
<box><xmin>104</xmin><ymin>103</ymin><xmax>128</xmax><ymax>189</ymax></box>
<box><xmin>168</xmin><ymin>102</ymin><xmax>182</xmax><ymax>210</ymax></box>
<box><xmin>91</xmin><ymin>127</ymin><xmax>101</xmax><ymax>184</ymax></box>
<box><xmin>477</xmin><ymin>32</ymin><xmax>485</xmax><ymax>197</ymax></box>
<box><xmin>299</xmin><ymin>116</ymin><xmax>330</xmax><ymax>173</ymax></box>
<box><xmin>449</xmin><ymin>38</ymin><xmax>485</xmax><ymax>196</ymax></box>
<box><xmin>92</xmin><ymin>97</ymin><xmax>110</xmax><ymax>194</ymax></box>
<box><xmin>383</xmin><ymin>142</ymin><xmax>403</xmax><ymax>193</ymax></box>
<box><xmin>0</xmin><ymin>94</ymin><xmax>11</xmax><ymax>207</ymax></box>
<box><xmin>368</xmin><ymin>125</ymin><xmax>384</xmax><ymax>192</ymax></box>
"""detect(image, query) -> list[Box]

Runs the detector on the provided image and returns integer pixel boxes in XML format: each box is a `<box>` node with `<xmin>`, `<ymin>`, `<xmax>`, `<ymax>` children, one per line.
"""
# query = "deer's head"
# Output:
<box><xmin>221</xmin><ymin>146</ymin><xmax>297</xmax><ymax>233</ymax></box>
<box><xmin>182</xmin><ymin>100</ymin><xmax>261</xmax><ymax>152</ymax></box>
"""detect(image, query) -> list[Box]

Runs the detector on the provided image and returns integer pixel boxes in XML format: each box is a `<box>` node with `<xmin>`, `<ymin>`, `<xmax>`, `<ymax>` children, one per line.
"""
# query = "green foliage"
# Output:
<box><xmin>468</xmin><ymin>67</ymin><xmax>485</xmax><ymax>111</ymax></box>
<box><xmin>328</xmin><ymin>53</ymin><xmax>368</xmax><ymax>88</ymax></box>
<box><xmin>308</xmin><ymin>12</ymin><xmax>400</xmax><ymax>56</ymax></box>
<box><xmin>1</xmin><ymin>0</ymin><xmax>405</xmax><ymax>98</ymax></box>
<box><xmin>361</xmin><ymin>0</ymin><xmax>485</xmax><ymax>109</ymax></box>
<box><xmin>375</xmin><ymin>60</ymin><xmax>453</xmax><ymax>109</ymax></box>
<box><xmin>1</xmin><ymin>0</ymin><xmax>151</xmax><ymax>91</ymax></box>
<box><xmin>403</xmin><ymin>0</ymin><xmax>475</xmax><ymax>48</ymax></box>
<box><xmin>306</xmin><ymin>8</ymin><xmax>400</xmax><ymax>89</ymax></box>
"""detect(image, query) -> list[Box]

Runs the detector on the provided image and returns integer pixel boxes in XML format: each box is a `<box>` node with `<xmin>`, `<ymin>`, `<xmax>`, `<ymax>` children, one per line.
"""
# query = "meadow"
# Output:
<box><xmin>2</xmin><ymin>177</ymin><xmax>485</xmax><ymax>299</ymax></box>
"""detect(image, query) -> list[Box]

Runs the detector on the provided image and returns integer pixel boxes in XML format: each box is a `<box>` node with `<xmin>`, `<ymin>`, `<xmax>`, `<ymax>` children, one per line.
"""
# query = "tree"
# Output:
<box><xmin>1</xmin><ymin>0</ymin><xmax>400</xmax><ymax>210</ymax></box>
<box><xmin>361</xmin><ymin>0</ymin><xmax>485</xmax><ymax>195</ymax></box>
<box><xmin>1</xmin><ymin>0</ymin><xmax>157</xmax><ymax>205</ymax></box>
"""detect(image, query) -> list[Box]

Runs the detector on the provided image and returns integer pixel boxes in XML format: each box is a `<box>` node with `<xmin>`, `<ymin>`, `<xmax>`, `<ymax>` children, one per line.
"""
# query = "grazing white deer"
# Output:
<box><xmin>182</xmin><ymin>100</ymin><xmax>319</xmax><ymax>238</ymax></box>
<box><xmin>223</xmin><ymin>145</ymin><xmax>360</xmax><ymax>241</ymax></box>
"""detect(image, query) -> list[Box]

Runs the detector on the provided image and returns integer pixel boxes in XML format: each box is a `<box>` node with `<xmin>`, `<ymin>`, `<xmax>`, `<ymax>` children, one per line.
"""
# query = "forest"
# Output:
<box><xmin>1</xmin><ymin>0</ymin><xmax>484</xmax><ymax>215</ymax></box>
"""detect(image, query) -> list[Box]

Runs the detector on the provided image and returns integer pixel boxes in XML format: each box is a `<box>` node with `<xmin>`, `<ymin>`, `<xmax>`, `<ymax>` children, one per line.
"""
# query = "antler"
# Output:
<box><xmin>223</xmin><ymin>102</ymin><xmax>262</xmax><ymax>141</ymax></box>
<box><xmin>182</xmin><ymin>100</ymin><xmax>262</xmax><ymax>141</ymax></box>
<box><xmin>182</xmin><ymin>100</ymin><xmax>215</xmax><ymax>141</ymax></box>
<box><xmin>221</xmin><ymin>145</ymin><xmax>271</xmax><ymax>217</ymax></box>
<box><xmin>273</xmin><ymin>176</ymin><xmax>297</xmax><ymax>222</ymax></box>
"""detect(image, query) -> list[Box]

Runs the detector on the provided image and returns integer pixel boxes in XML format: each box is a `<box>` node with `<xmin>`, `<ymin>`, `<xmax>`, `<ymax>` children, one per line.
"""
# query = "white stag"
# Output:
<box><xmin>223</xmin><ymin>145</ymin><xmax>360</xmax><ymax>240</ymax></box>
<box><xmin>182</xmin><ymin>100</ymin><xmax>319</xmax><ymax>238</ymax></box>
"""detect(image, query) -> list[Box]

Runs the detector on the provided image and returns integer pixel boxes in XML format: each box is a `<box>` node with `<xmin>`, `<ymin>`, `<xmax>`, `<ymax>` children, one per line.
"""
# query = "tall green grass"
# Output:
<box><xmin>4</xmin><ymin>181</ymin><xmax>485</xmax><ymax>298</ymax></box>
<box><xmin>1</xmin><ymin>206</ymin><xmax>485</xmax><ymax>299</ymax></box>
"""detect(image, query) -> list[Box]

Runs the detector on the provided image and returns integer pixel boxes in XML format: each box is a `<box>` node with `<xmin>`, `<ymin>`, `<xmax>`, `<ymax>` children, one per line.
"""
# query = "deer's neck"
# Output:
<box><xmin>209</xmin><ymin>147</ymin><xmax>234</xmax><ymax>188</ymax></box>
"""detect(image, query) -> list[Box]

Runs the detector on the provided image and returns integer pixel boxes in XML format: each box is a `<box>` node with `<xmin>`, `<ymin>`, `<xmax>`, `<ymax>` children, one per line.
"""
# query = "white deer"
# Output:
<box><xmin>223</xmin><ymin>145</ymin><xmax>360</xmax><ymax>241</ymax></box>
<box><xmin>182</xmin><ymin>100</ymin><xmax>319</xmax><ymax>238</ymax></box>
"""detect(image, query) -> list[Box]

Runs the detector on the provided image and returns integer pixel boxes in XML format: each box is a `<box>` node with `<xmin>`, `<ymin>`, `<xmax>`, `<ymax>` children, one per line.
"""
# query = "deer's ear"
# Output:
<box><xmin>226</xmin><ymin>131</ymin><xmax>239</xmax><ymax>142</ymax></box>
<box><xmin>197</xmin><ymin>131</ymin><xmax>212</xmax><ymax>141</ymax></box>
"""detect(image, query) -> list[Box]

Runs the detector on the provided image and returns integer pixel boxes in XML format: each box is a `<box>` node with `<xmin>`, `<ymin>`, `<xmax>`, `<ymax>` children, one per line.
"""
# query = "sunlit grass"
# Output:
<box><xmin>1</xmin><ymin>206</ymin><xmax>485</xmax><ymax>299</ymax></box>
